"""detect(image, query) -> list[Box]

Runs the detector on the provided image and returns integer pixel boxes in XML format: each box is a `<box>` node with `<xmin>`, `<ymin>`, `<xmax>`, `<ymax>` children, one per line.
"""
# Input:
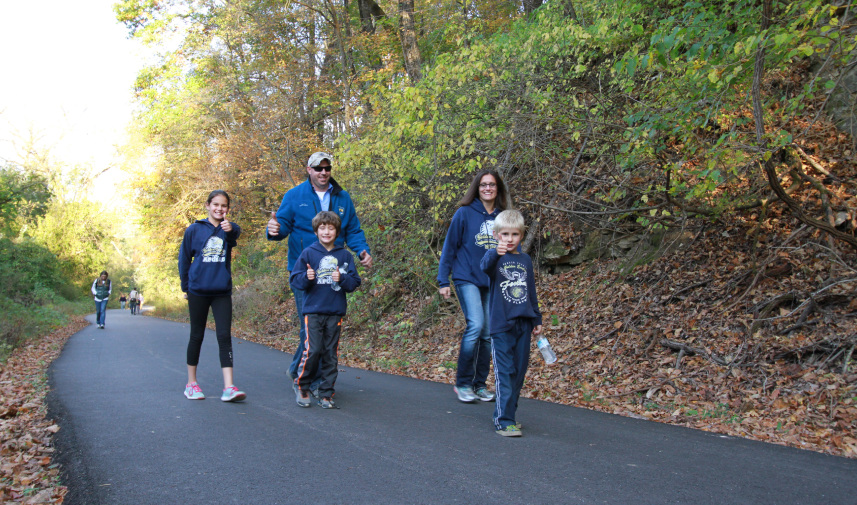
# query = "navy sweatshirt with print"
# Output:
<box><xmin>290</xmin><ymin>242</ymin><xmax>361</xmax><ymax>316</ymax></box>
<box><xmin>268</xmin><ymin>177</ymin><xmax>370</xmax><ymax>271</ymax></box>
<box><xmin>178</xmin><ymin>219</ymin><xmax>241</xmax><ymax>296</ymax></box>
<box><xmin>437</xmin><ymin>200</ymin><xmax>500</xmax><ymax>289</ymax></box>
<box><xmin>480</xmin><ymin>249</ymin><xmax>542</xmax><ymax>335</ymax></box>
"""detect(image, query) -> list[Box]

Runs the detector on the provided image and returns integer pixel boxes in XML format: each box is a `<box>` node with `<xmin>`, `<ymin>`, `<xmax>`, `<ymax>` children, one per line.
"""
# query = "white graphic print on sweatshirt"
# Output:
<box><xmin>499</xmin><ymin>261</ymin><xmax>528</xmax><ymax>304</ymax></box>
<box><xmin>202</xmin><ymin>236</ymin><xmax>226</xmax><ymax>263</ymax></box>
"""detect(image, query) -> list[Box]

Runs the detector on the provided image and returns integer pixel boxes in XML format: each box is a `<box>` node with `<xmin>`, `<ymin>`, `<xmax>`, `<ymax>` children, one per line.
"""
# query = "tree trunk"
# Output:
<box><xmin>752</xmin><ymin>0</ymin><xmax>857</xmax><ymax>252</ymax></box>
<box><xmin>398</xmin><ymin>0</ymin><xmax>422</xmax><ymax>83</ymax></box>
<box><xmin>358</xmin><ymin>0</ymin><xmax>385</xmax><ymax>34</ymax></box>
<box><xmin>563</xmin><ymin>0</ymin><xmax>584</xmax><ymax>26</ymax></box>
<box><xmin>522</xmin><ymin>0</ymin><xmax>543</xmax><ymax>15</ymax></box>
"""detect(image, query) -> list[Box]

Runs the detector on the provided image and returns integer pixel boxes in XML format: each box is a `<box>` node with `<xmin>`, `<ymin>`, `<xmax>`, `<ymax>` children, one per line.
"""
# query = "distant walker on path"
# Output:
<box><xmin>91</xmin><ymin>270</ymin><xmax>112</xmax><ymax>329</ymax></box>
<box><xmin>129</xmin><ymin>288</ymin><xmax>139</xmax><ymax>315</ymax></box>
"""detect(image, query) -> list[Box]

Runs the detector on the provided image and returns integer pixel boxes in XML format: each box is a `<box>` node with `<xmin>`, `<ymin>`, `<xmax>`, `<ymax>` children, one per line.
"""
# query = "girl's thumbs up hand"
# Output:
<box><xmin>306</xmin><ymin>263</ymin><xmax>315</xmax><ymax>280</ymax></box>
<box><xmin>221</xmin><ymin>215</ymin><xmax>232</xmax><ymax>232</ymax></box>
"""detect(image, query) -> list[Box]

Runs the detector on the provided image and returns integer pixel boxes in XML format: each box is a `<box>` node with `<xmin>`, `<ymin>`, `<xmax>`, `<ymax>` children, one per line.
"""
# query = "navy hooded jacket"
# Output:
<box><xmin>437</xmin><ymin>200</ymin><xmax>499</xmax><ymax>289</ymax></box>
<box><xmin>179</xmin><ymin>219</ymin><xmax>241</xmax><ymax>296</ymax></box>
<box><xmin>289</xmin><ymin>241</ymin><xmax>361</xmax><ymax>316</ymax></box>
<box><xmin>268</xmin><ymin>177</ymin><xmax>370</xmax><ymax>271</ymax></box>
<box><xmin>480</xmin><ymin>249</ymin><xmax>542</xmax><ymax>335</ymax></box>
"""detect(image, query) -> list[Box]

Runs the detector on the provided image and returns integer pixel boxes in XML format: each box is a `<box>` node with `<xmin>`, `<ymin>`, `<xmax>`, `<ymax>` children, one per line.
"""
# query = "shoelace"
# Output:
<box><xmin>189</xmin><ymin>383</ymin><xmax>202</xmax><ymax>392</ymax></box>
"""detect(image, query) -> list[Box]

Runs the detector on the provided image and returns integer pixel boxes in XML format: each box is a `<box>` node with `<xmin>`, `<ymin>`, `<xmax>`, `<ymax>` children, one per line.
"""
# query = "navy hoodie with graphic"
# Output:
<box><xmin>179</xmin><ymin>219</ymin><xmax>241</xmax><ymax>296</ymax></box>
<box><xmin>480</xmin><ymin>249</ymin><xmax>542</xmax><ymax>335</ymax></box>
<box><xmin>267</xmin><ymin>177</ymin><xmax>370</xmax><ymax>271</ymax></box>
<box><xmin>290</xmin><ymin>242</ymin><xmax>361</xmax><ymax>316</ymax></box>
<box><xmin>437</xmin><ymin>200</ymin><xmax>499</xmax><ymax>289</ymax></box>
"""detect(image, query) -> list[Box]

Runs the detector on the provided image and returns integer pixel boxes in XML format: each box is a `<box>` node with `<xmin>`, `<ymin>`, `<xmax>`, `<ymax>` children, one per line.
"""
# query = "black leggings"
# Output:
<box><xmin>186</xmin><ymin>293</ymin><xmax>233</xmax><ymax>368</ymax></box>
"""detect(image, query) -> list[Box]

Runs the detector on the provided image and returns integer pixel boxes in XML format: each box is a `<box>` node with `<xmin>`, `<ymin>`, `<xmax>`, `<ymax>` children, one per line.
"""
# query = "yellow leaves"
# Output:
<box><xmin>707</xmin><ymin>68</ymin><xmax>721</xmax><ymax>83</ymax></box>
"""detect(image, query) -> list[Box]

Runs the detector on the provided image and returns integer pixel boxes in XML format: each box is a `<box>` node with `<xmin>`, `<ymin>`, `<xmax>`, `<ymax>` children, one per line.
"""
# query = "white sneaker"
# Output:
<box><xmin>454</xmin><ymin>386</ymin><xmax>477</xmax><ymax>403</ymax></box>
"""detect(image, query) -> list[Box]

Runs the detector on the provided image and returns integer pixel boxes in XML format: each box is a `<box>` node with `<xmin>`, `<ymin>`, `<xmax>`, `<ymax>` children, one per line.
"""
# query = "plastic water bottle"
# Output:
<box><xmin>537</xmin><ymin>336</ymin><xmax>557</xmax><ymax>364</ymax></box>
<box><xmin>332</xmin><ymin>262</ymin><xmax>348</xmax><ymax>292</ymax></box>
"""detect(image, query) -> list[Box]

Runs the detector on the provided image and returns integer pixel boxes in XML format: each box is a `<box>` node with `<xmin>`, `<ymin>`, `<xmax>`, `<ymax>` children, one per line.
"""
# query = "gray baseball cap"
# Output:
<box><xmin>307</xmin><ymin>152</ymin><xmax>333</xmax><ymax>168</ymax></box>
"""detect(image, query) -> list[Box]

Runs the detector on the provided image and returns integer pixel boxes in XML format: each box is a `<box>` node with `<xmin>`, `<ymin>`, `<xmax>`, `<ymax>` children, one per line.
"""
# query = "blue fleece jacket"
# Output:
<box><xmin>480</xmin><ymin>249</ymin><xmax>542</xmax><ymax>335</ymax></box>
<box><xmin>178</xmin><ymin>219</ymin><xmax>241</xmax><ymax>296</ymax></box>
<box><xmin>268</xmin><ymin>177</ymin><xmax>370</xmax><ymax>271</ymax></box>
<box><xmin>437</xmin><ymin>200</ymin><xmax>499</xmax><ymax>289</ymax></box>
<box><xmin>290</xmin><ymin>242</ymin><xmax>361</xmax><ymax>315</ymax></box>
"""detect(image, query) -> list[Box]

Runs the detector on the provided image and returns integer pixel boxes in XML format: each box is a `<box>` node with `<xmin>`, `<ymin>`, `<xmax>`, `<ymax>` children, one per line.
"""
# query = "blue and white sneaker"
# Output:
<box><xmin>184</xmin><ymin>382</ymin><xmax>205</xmax><ymax>400</ymax></box>
<box><xmin>221</xmin><ymin>385</ymin><xmax>246</xmax><ymax>402</ymax></box>
<box><xmin>475</xmin><ymin>387</ymin><xmax>496</xmax><ymax>402</ymax></box>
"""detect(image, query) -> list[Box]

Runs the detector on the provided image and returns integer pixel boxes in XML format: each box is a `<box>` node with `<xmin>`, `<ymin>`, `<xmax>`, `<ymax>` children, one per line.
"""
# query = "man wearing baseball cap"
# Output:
<box><xmin>267</xmin><ymin>152</ymin><xmax>372</xmax><ymax>387</ymax></box>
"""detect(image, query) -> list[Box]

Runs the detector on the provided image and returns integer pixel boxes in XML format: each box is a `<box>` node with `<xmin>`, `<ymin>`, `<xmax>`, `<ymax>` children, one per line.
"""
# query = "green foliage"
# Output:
<box><xmin>608</xmin><ymin>0</ymin><xmax>850</xmax><ymax>209</ymax></box>
<box><xmin>114</xmin><ymin>0</ymin><xmax>856</xmax><ymax>337</ymax></box>
<box><xmin>0</xmin><ymin>238</ymin><xmax>88</xmax><ymax>361</ymax></box>
<box><xmin>0</xmin><ymin>164</ymin><xmax>51</xmax><ymax>237</ymax></box>
<box><xmin>0</xmin><ymin>238</ymin><xmax>65</xmax><ymax>302</ymax></box>
<box><xmin>28</xmin><ymin>200</ymin><xmax>115</xmax><ymax>282</ymax></box>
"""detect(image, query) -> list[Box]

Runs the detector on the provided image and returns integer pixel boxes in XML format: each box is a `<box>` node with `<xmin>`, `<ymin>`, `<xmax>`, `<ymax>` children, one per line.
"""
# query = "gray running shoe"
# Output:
<box><xmin>453</xmin><ymin>385</ymin><xmax>477</xmax><ymax>403</ymax></box>
<box><xmin>319</xmin><ymin>397</ymin><xmax>336</xmax><ymax>409</ymax></box>
<box><xmin>474</xmin><ymin>387</ymin><xmax>496</xmax><ymax>402</ymax></box>
<box><xmin>296</xmin><ymin>388</ymin><xmax>311</xmax><ymax>408</ymax></box>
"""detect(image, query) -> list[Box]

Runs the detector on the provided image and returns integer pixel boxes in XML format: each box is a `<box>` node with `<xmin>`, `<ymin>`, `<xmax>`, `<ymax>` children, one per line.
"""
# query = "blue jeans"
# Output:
<box><xmin>288</xmin><ymin>289</ymin><xmax>322</xmax><ymax>389</ymax></box>
<box><xmin>491</xmin><ymin>318</ymin><xmax>534</xmax><ymax>430</ymax></box>
<box><xmin>95</xmin><ymin>299</ymin><xmax>108</xmax><ymax>326</ymax></box>
<box><xmin>454</xmin><ymin>283</ymin><xmax>492</xmax><ymax>389</ymax></box>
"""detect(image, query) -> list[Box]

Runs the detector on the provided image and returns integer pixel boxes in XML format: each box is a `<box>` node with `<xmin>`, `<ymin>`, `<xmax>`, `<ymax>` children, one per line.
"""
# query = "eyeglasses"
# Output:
<box><xmin>479</xmin><ymin>182</ymin><xmax>497</xmax><ymax>188</ymax></box>
<box><xmin>311</xmin><ymin>165</ymin><xmax>332</xmax><ymax>172</ymax></box>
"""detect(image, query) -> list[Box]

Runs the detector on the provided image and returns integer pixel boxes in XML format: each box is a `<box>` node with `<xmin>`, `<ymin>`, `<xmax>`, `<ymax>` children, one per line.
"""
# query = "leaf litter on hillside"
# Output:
<box><xmin>241</xmin><ymin>175</ymin><xmax>857</xmax><ymax>458</ymax></box>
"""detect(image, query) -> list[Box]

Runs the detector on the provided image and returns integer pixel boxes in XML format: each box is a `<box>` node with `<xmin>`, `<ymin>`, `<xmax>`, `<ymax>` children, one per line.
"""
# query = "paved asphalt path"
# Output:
<box><xmin>48</xmin><ymin>309</ymin><xmax>856</xmax><ymax>505</ymax></box>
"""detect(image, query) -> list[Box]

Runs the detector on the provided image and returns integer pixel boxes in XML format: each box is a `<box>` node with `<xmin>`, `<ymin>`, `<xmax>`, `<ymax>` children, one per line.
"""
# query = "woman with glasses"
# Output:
<box><xmin>437</xmin><ymin>169</ymin><xmax>512</xmax><ymax>403</ymax></box>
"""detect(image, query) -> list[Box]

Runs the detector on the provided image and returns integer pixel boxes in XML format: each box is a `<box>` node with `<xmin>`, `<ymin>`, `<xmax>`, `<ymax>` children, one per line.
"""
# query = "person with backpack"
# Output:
<box><xmin>129</xmin><ymin>288</ymin><xmax>139</xmax><ymax>315</ymax></box>
<box><xmin>91</xmin><ymin>271</ymin><xmax>112</xmax><ymax>329</ymax></box>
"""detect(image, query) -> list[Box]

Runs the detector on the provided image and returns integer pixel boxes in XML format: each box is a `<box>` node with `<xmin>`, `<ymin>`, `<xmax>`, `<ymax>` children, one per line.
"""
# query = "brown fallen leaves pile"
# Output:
<box><xmin>0</xmin><ymin>317</ymin><xmax>86</xmax><ymax>504</ymax></box>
